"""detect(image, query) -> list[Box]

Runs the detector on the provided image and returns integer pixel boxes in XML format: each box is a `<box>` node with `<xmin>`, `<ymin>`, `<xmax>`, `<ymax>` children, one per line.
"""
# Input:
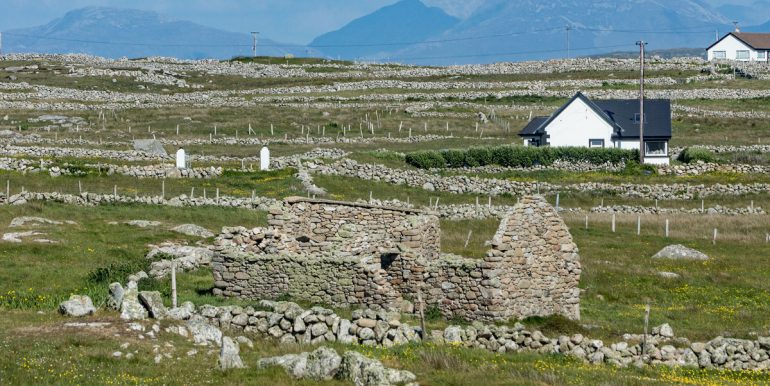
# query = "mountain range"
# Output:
<box><xmin>2</xmin><ymin>7</ymin><xmax>304</xmax><ymax>60</ymax></box>
<box><xmin>2</xmin><ymin>1</ymin><xmax>770</xmax><ymax>64</ymax></box>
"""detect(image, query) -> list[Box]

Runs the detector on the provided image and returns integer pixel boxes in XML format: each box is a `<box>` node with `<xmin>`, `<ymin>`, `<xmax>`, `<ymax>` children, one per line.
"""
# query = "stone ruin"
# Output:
<box><xmin>212</xmin><ymin>195</ymin><xmax>581</xmax><ymax>322</ymax></box>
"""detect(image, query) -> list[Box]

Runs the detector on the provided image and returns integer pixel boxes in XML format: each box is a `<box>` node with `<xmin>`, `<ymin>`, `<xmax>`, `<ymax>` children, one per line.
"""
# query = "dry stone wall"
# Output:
<box><xmin>212</xmin><ymin>196</ymin><xmax>581</xmax><ymax>322</ymax></box>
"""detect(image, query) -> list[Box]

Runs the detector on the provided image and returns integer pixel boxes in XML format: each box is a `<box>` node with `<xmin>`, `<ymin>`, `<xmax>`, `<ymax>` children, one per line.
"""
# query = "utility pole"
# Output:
<box><xmin>0</xmin><ymin>32</ymin><xmax>3</xmax><ymax>56</ymax></box>
<box><xmin>251</xmin><ymin>31</ymin><xmax>259</xmax><ymax>58</ymax></box>
<box><xmin>565</xmin><ymin>25</ymin><xmax>572</xmax><ymax>59</ymax></box>
<box><xmin>636</xmin><ymin>41</ymin><xmax>647</xmax><ymax>164</ymax></box>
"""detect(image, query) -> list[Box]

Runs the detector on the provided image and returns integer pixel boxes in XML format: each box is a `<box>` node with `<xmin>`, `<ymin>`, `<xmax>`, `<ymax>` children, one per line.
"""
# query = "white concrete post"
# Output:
<box><xmin>176</xmin><ymin>148</ymin><xmax>186</xmax><ymax>169</ymax></box>
<box><xmin>171</xmin><ymin>261</ymin><xmax>177</xmax><ymax>309</ymax></box>
<box><xmin>260</xmin><ymin>147</ymin><xmax>270</xmax><ymax>171</ymax></box>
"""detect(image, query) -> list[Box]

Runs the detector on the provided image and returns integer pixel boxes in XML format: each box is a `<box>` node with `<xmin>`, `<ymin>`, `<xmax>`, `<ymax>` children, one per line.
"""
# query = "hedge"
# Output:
<box><xmin>405</xmin><ymin>146</ymin><xmax>639</xmax><ymax>169</ymax></box>
<box><xmin>677</xmin><ymin>147</ymin><xmax>717</xmax><ymax>164</ymax></box>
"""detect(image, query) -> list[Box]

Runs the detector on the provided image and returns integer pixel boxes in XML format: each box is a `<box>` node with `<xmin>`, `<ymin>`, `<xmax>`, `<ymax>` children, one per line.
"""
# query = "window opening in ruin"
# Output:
<box><xmin>380</xmin><ymin>253</ymin><xmax>399</xmax><ymax>270</ymax></box>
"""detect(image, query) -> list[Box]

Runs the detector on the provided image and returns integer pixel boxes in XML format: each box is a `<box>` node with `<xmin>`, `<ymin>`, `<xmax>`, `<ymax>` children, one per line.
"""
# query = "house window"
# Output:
<box><xmin>633</xmin><ymin>113</ymin><xmax>646</xmax><ymax>124</ymax></box>
<box><xmin>645</xmin><ymin>141</ymin><xmax>667</xmax><ymax>156</ymax></box>
<box><xmin>759</xmin><ymin>51</ymin><xmax>768</xmax><ymax>60</ymax></box>
<box><xmin>589</xmin><ymin>139</ymin><xmax>605</xmax><ymax>148</ymax></box>
<box><xmin>713</xmin><ymin>51</ymin><xmax>726</xmax><ymax>59</ymax></box>
<box><xmin>736</xmin><ymin>50</ymin><xmax>750</xmax><ymax>60</ymax></box>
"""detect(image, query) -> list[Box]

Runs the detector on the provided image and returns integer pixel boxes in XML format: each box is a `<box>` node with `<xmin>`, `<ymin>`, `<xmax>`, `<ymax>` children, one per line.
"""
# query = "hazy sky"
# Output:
<box><xmin>0</xmin><ymin>0</ymin><xmax>756</xmax><ymax>44</ymax></box>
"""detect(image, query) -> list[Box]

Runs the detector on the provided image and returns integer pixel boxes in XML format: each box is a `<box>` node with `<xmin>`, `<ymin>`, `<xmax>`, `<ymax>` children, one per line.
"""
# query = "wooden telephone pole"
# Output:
<box><xmin>636</xmin><ymin>41</ymin><xmax>647</xmax><ymax>164</ymax></box>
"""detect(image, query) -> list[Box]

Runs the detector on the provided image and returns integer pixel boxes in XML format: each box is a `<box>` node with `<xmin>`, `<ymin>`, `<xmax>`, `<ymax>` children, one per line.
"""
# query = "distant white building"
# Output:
<box><xmin>519</xmin><ymin>92</ymin><xmax>672</xmax><ymax>165</ymax></box>
<box><xmin>707</xmin><ymin>32</ymin><xmax>770</xmax><ymax>62</ymax></box>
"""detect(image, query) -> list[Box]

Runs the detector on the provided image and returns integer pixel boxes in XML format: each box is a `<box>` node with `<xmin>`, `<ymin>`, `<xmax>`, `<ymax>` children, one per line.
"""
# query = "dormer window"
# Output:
<box><xmin>633</xmin><ymin>113</ymin><xmax>646</xmax><ymax>124</ymax></box>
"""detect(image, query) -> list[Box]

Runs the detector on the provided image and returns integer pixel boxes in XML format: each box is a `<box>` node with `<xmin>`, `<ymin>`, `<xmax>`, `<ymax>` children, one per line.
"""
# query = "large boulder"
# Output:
<box><xmin>218</xmin><ymin>336</ymin><xmax>245</xmax><ymax>370</ymax></box>
<box><xmin>107</xmin><ymin>282</ymin><xmax>124</xmax><ymax>310</ymax></box>
<box><xmin>652</xmin><ymin>245</ymin><xmax>709</xmax><ymax>261</ymax></box>
<box><xmin>120</xmin><ymin>287</ymin><xmax>148</xmax><ymax>321</ymax></box>
<box><xmin>167</xmin><ymin>301</ymin><xmax>196</xmax><ymax>320</ymax></box>
<box><xmin>186</xmin><ymin>315</ymin><xmax>223</xmax><ymax>346</ymax></box>
<box><xmin>171</xmin><ymin>224</ymin><xmax>214</xmax><ymax>238</ymax></box>
<box><xmin>59</xmin><ymin>295</ymin><xmax>96</xmax><ymax>317</ymax></box>
<box><xmin>133</xmin><ymin>139</ymin><xmax>168</xmax><ymax>157</ymax></box>
<box><xmin>138</xmin><ymin>291</ymin><xmax>168</xmax><ymax>319</ymax></box>
<box><xmin>305</xmin><ymin>347</ymin><xmax>342</xmax><ymax>381</ymax></box>
<box><xmin>338</xmin><ymin>351</ymin><xmax>416</xmax><ymax>386</ymax></box>
<box><xmin>258</xmin><ymin>352</ymin><xmax>310</xmax><ymax>379</ymax></box>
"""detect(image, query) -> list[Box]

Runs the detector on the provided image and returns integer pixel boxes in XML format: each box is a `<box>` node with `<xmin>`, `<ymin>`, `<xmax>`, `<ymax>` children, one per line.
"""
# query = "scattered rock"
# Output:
<box><xmin>186</xmin><ymin>315</ymin><xmax>223</xmax><ymax>346</ymax></box>
<box><xmin>653</xmin><ymin>245</ymin><xmax>709</xmax><ymax>260</ymax></box>
<box><xmin>120</xmin><ymin>287</ymin><xmax>148</xmax><ymax>321</ymax></box>
<box><xmin>171</xmin><ymin>224</ymin><xmax>214</xmax><ymax>238</ymax></box>
<box><xmin>133</xmin><ymin>139</ymin><xmax>168</xmax><ymax>157</ymax></box>
<box><xmin>138</xmin><ymin>291</ymin><xmax>168</xmax><ymax>319</ymax></box>
<box><xmin>107</xmin><ymin>282</ymin><xmax>124</xmax><ymax>310</ymax></box>
<box><xmin>124</xmin><ymin>220</ymin><xmax>162</xmax><ymax>228</ymax></box>
<box><xmin>658</xmin><ymin>272</ymin><xmax>681</xmax><ymax>279</ymax></box>
<box><xmin>167</xmin><ymin>301</ymin><xmax>196</xmax><ymax>320</ymax></box>
<box><xmin>58</xmin><ymin>295</ymin><xmax>96</xmax><ymax>317</ymax></box>
<box><xmin>218</xmin><ymin>336</ymin><xmax>245</xmax><ymax>370</ymax></box>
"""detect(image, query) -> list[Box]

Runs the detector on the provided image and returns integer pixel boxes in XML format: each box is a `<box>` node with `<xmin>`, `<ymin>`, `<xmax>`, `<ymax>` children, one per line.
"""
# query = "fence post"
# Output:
<box><xmin>637</xmin><ymin>216</ymin><xmax>641</xmax><ymax>236</ymax></box>
<box><xmin>555</xmin><ymin>193</ymin><xmax>560</xmax><ymax>211</ymax></box>
<box><xmin>5</xmin><ymin>180</ymin><xmax>9</xmax><ymax>205</ymax></box>
<box><xmin>612</xmin><ymin>214</ymin><xmax>616</xmax><ymax>233</ymax></box>
<box><xmin>162</xmin><ymin>180</ymin><xmax>165</xmax><ymax>199</ymax></box>
<box><xmin>713</xmin><ymin>228</ymin><xmax>718</xmax><ymax>245</ymax></box>
<box><xmin>464</xmin><ymin>230</ymin><xmax>473</xmax><ymax>248</ymax></box>
<box><xmin>585</xmin><ymin>215</ymin><xmax>588</xmax><ymax>230</ymax></box>
<box><xmin>665</xmin><ymin>219</ymin><xmax>669</xmax><ymax>238</ymax></box>
<box><xmin>171</xmin><ymin>261</ymin><xmax>177</xmax><ymax>309</ymax></box>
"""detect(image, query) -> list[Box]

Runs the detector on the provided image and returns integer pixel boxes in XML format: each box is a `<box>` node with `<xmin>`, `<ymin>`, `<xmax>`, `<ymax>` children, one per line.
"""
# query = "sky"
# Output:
<box><xmin>0</xmin><ymin>0</ymin><xmax>756</xmax><ymax>44</ymax></box>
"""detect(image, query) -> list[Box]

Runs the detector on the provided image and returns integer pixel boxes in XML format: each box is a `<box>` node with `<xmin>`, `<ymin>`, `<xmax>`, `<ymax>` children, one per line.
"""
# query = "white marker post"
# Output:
<box><xmin>260</xmin><ymin>146</ymin><xmax>270</xmax><ymax>171</ymax></box>
<box><xmin>176</xmin><ymin>148</ymin><xmax>186</xmax><ymax>169</ymax></box>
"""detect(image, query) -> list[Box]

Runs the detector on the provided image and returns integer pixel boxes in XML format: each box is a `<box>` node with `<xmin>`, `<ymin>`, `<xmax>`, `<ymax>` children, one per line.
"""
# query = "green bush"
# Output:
<box><xmin>405</xmin><ymin>150</ymin><xmax>446</xmax><ymax>169</ymax></box>
<box><xmin>440</xmin><ymin>149</ymin><xmax>466</xmax><ymax>168</ymax></box>
<box><xmin>406</xmin><ymin>146</ymin><xmax>638</xmax><ymax>169</ymax></box>
<box><xmin>678</xmin><ymin>147</ymin><xmax>717</xmax><ymax>164</ymax></box>
<box><xmin>466</xmin><ymin>147</ymin><xmax>492</xmax><ymax>167</ymax></box>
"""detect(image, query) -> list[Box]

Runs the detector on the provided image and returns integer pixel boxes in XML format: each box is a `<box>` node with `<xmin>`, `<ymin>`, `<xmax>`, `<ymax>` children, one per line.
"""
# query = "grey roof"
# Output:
<box><xmin>595</xmin><ymin>99</ymin><xmax>671</xmax><ymax>139</ymax></box>
<box><xmin>520</xmin><ymin>116</ymin><xmax>549</xmax><ymax>136</ymax></box>
<box><xmin>518</xmin><ymin>92</ymin><xmax>671</xmax><ymax>140</ymax></box>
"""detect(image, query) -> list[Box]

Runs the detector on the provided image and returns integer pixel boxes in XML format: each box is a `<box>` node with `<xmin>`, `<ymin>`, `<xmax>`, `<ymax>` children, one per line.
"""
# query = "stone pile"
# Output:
<box><xmin>258</xmin><ymin>347</ymin><xmax>417</xmax><ymax>386</ymax></box>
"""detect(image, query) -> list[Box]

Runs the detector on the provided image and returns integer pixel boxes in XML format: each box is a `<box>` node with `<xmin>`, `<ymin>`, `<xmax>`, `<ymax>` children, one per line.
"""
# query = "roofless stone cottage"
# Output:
<box><xmin>212</xmin><ymin>195</ymin><xmax>581</xmax><ymax>322</ymax></box>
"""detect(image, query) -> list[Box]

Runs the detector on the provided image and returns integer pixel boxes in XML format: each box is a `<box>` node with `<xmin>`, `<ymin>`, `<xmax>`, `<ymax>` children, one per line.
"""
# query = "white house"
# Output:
<box><xmin>707</xmin><ymin>32</ymin><xmax>770</xmax><ymax>62</ymax></box>
<box><xmin>519</xmin><ymin>92</ymin><xmax>672</xmax><ymax>165</ymax></box>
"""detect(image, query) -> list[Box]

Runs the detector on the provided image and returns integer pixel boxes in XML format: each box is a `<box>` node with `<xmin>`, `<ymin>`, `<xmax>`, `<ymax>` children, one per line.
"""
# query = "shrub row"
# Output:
<box><xmin>677</xmin><ymin>147</ymin><xmax>717</xmax><ymax>164</ymax></box>
<box><xmin>405</xmin><ymin>146</ymin><xmax>639</xmax><ymax>169</ymax></box>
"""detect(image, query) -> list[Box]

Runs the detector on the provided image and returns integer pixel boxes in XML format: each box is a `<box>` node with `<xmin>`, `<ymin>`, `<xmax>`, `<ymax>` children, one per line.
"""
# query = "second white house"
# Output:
<box><xmin>707</xmin><ymin>32</ymin><xmax>770</xmax><ymax>62</ymax></box>
<box><xmin>519</xmin><ymin>92</ymin><xmax>672</xmax><ymax>165</ymax></box>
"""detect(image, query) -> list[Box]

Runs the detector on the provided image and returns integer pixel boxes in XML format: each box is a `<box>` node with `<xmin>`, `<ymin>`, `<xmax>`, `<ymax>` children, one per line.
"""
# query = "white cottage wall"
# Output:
<box><xmin>544</xmin><ymin>98</ymin><xmax>614</xmax><ymax>148</ymax></box>
<box><xmin>708</xmin><ymin>35</ymin><xmax>761</xmax><ymax>61</ymax></box>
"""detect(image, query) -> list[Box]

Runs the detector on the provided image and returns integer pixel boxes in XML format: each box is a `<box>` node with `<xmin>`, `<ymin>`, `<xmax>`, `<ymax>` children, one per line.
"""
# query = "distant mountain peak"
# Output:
<box><xmin>310</xmin><ymin>0</ymin><xmax>459</xmax><ymax>59</ymax></box>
